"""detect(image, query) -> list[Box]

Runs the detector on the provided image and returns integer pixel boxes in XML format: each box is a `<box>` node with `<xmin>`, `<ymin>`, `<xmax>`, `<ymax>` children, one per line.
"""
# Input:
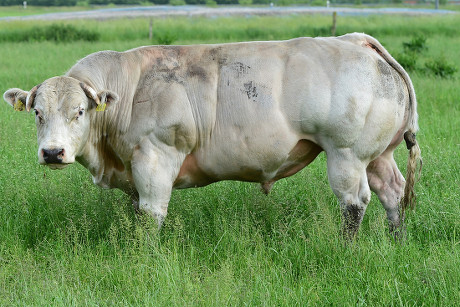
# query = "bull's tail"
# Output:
<box><xmin>402</xmin><ymin>131</ymin><xmax>422</xmax><ymax>214</ymax></box>
<box><xmin>339</xmin><ymin>33</ymin><xmax>422</xmax><ymax>214</ymax></box>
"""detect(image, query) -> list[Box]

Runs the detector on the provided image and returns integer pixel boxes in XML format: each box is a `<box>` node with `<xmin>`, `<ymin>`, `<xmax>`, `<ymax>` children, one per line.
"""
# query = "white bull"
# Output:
<box><xmin>3</xmin><ymin>33</ymin><xmax>421</xmax><ymax>238</ymax></box>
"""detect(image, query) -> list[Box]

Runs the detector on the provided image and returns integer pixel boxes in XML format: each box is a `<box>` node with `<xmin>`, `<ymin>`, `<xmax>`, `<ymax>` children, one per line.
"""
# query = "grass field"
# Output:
<box><xmin>0</xmin><ymin>13</ymin><xmax>459</xmax><ymax>305</ymax></box>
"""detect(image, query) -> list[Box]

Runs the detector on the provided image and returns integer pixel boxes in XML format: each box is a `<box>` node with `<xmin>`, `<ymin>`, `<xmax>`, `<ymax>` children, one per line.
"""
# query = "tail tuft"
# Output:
<box><xmin>401</xmin><ymin>132</ymin><xmax>422</xmax><ymax>214</ymax></box>
<box><xmin>403</xmin><ymin>131</ymin><xmax>416</xmax><ymax>150</ymax></box>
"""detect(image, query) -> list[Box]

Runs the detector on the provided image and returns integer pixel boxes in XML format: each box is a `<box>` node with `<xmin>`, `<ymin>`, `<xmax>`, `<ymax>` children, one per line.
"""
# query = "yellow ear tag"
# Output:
<box><xmin>14</xmin><ymin>99</ymin><xmax>25</xmax><ymax>112</ymax></box>
<box><xmin>96</xmin><ymin>102</ymin><xmax>106</xmax><ymax>112</ymax></box>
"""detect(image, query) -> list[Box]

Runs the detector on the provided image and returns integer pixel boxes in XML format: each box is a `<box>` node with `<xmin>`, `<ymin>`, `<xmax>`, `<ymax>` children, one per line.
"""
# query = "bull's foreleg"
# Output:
<box><xmin>367</xmin><ymin>153</ymin><xmax>406</xmax><ymax>239</ymax></box>
<box><xmin>131</xmin><ymin>139</ymin><xmax>186</xmax><ymax>228</ymax></box>
<box><xmin>327</xmin><ymin>150</ymin><xmax>371</xmax><ymax>240</ymax></box>
<box><xmin>131</xmin><ymin>194</ymin><xmax>140</xmax><ymax>214</ymax></box>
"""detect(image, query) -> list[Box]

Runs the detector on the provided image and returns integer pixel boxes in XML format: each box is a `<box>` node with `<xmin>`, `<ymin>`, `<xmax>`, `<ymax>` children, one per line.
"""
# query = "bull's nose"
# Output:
<box><xmin>42</xmin><ymin>148</ymin><xmax>65</xmax><ymax>164</ymax></box>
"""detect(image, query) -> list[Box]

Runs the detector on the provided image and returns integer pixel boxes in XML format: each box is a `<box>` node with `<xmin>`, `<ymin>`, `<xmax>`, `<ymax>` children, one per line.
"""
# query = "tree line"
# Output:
<box><xmin>0</xmin><ymin>0</ymin><xmax>280</xmax><ymax>5</ymax></box>
<box><xmin>0</xmin><ymin>0</ymin><xmax>409</xmax><ymax>6</ymax></box>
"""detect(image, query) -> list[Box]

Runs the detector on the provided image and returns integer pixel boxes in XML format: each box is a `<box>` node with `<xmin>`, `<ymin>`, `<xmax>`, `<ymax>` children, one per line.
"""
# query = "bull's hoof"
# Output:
<box><xmin>342</xmin><ymin>226</ymin><xmax>360</xmax><ymax>243</ymax></box>
<box><xmin>389</xmin><ymin>222</ymin><xmax>407</xmax><ymax>242</ymax></box>
<box><xmin>132</xmin><ymin>199</ymin><xmax>141</xmax><ymax>214</ymax></box>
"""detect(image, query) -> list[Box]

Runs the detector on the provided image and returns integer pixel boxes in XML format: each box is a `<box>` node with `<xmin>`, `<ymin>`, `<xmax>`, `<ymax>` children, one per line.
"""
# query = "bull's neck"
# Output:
<box><xmin>77</xmin><ymin>126</ymin><xmax>129</xmax><ymax>190</ymax></box>
<box><xmin>76</xmin><ymin>136</ymin><xmax>106</xmax><ymax>187</ymax></box>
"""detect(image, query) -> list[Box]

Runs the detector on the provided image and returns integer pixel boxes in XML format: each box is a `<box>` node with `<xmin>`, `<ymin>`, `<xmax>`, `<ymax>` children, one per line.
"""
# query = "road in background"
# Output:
<box><xmin>0</xmin><ymin>5</ymin><xmax>456</xmax><ymax>21</ymax></box>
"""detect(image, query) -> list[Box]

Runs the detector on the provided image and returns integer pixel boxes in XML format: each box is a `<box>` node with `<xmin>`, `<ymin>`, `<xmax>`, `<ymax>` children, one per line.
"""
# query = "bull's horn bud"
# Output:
<box><xmin>80</xmin><ymin>82</ymin><xmax>101</xmax><ymax>106</ymax></box>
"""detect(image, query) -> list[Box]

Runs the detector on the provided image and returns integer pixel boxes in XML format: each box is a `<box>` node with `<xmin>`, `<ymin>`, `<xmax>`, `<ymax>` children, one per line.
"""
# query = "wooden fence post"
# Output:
<box><xmin>149</xmin><ymin>18</ymin><xmax>153</xmax><ymax>41</ymax></box>
<box><xmin>331</xmin><ymin>12</ymin><xmax>337</xmax><ymax>36</ymax></box>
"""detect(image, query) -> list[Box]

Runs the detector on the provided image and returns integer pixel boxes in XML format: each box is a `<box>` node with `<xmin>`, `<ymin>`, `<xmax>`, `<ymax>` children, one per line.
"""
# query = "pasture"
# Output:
<box><xmin>0</xmin><ymin>13</ymin><xmax>459</xmax><ymax>305</ymax></box>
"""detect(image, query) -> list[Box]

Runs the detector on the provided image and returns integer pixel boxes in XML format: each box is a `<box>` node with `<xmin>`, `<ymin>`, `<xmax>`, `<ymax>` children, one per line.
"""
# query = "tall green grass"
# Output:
<box><xmin>0</xmin><ymin>14</ymin><xmax>459</xmax><ymax>305</ymax></box>
<box><xmin>1</xmin><ymin>14</ymin><xmax>460</xmax><ymax>45</ymax></box>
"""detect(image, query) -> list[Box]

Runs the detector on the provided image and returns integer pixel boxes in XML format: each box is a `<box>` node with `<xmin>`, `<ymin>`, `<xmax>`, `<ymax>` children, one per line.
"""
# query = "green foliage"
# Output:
<box><xmin>425</xmin><ymin>56</ymin><xmax>457</xmax><ymax>78</ymax></box>
<box><xmin>238</xmin><ymin>0</ymin><xmax>252</xmax><ymax>4</ymax></box>
<box><xmin>403</xmin><ymin>35</ymin><xmax>427</xmax><ymax>54</ymax></box>
<box><xmin>89</xmin><ymin>0</ymin><xmax>143</xmax><ymax>4</ymax></box>
<box><xmin>75</xmin><ymin>0</ymin><xmax>89</xmax><ymax>5</ymax></box>
<box><xmin>394</xmin><ymin>52</ymin><xmax>417</xmax><ymax>71</ymax></box>
<box><xmin>277</xmin><ymin>0</ymin><xmax>293</xmax><ymax>5</ymax></box>
<box><xmin>310</xmin><ymin>0</ymin><xmax>326</xmax><ymax>6</ymax></box>
<box><xmin>395</xmin><ymin>35</ymin><xmax>457</xmax><ymax>78</ymax></box>
<box><xmin>0</xmin><ymin>0</ymin><xmax>78</xmax><ymax>5</ymax></box>
<box><xmin>0</xmin><ymin>24</ymin><xmax>99</xmax><ymax>42</ymax></box>
<box><xmin>169</xmin><ymin>0</ymin><xmax>186</xmax><ymax>4</ymax></box>
<box><xmin>212</xmin><ymin>0</ymin><xmax>237</xmax><ymax>3</ymax></box>
<box><xmin>394</xmin><ymin>36</ymin><xmax>425</xmax><ymax>72</ymax></box>
<box><xmin>205</xmin><ymin>0</ymin><xmax>217</xmax><ymax>6</ymax></box>
<box><xmin>155</xmin><ymin>31</ymin><xmax>177</xmax><ymax>45</ymax></box>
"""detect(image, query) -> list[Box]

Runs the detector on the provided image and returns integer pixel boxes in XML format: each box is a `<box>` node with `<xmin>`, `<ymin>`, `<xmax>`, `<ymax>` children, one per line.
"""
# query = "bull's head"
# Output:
<box><xmin>3</xmin><ymin>76</ymin><xmax>118</xmax><ymax>169</ymax></box>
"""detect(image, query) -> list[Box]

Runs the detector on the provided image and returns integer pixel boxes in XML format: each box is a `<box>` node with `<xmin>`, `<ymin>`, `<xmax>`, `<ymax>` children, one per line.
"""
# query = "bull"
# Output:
<box><xmin>3</xmin><ymin>33</ymin><xmax>421</xmax><ymax>238</ymax></box>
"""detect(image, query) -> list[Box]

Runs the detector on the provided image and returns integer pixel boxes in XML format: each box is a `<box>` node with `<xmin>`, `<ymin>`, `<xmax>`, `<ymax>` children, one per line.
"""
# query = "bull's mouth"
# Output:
<box><xmin>46</xmin><ymin>163</ymin><xmax>70</xmax><ymax>170</ymax></box>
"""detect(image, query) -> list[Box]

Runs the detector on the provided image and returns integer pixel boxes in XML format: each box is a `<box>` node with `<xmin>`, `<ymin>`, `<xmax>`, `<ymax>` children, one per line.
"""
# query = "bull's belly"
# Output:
<box><xmin>173</xmin><ymin>139</ymin><xmax>322</xmax><ymax>189</ymax></box>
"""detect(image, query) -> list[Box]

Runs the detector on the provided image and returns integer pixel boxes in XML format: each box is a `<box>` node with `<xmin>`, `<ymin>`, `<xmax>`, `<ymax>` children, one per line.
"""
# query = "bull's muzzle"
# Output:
<box><xmin>42</xmin><ymin>148</ymin><xmax>65</xmax><ymax>164</ymax></box>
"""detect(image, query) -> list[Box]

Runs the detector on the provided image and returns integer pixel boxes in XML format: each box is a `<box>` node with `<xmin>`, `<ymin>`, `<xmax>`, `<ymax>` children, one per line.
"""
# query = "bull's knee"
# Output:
<box><xmin>359</xmin><ymin>181</ymin><xmax>371</xmax><ymax>205</ymax></box>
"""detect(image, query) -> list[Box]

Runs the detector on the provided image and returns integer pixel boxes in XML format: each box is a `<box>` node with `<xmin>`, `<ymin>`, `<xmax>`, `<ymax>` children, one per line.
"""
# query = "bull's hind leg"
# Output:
<box><xmin>367</xmin><ymin>151</ymin><xmax>405</xmax><ymax>237</ymax></box>
<box><xmin>326</xmin><ymin>150</ymin><xmax>372</xmax><ymax>240</ymax></box>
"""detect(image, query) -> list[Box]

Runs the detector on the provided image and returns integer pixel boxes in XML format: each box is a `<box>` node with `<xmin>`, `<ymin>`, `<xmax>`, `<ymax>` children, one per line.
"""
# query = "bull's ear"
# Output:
<box><xmin>4</xmin><ymin>85</ymin><xmax>40</xmax><ymax>112</ymax></box>
<box><xmin>98</xmin><ymin>90</ymin><xmax>119</xmax><ymax>107</ymax></box>
<box><xmin>3</xmin><ymin>88</ymin><xmax>29</xmax><ymax>111</ymax></box>
<box><xmin>91</xmin><ymin>90</ymin><xmax>119</xmax><ymax>112</ymax></box>
<box><xmin>80</xmin><ymin>82</ymin><xmax>118</xmax><ymax>111</ymax></box>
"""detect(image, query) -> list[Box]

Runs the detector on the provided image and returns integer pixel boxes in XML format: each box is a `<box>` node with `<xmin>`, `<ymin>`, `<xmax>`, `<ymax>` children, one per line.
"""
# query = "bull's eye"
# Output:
<box><xmin>78</xmin><ymin>110</ymin><xmax>84</xmax><ymax>116</ymax></box>
<box><xmin>34</xmin><ymin>109</ymin><xmax>44</xmax><ymax>124</ymax></box>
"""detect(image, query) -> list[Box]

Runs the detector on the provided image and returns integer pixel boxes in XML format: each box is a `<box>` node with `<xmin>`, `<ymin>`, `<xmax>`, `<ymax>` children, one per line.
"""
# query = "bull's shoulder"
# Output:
<box><xmin>69</xmin><ymin>50</ymin><xmax>122</xmax><ymax>72</ymax></box>
<box><xmin>67</xmin><ymin>50</ymin><xmax>142</xmax><ymax>86</ymax></box>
